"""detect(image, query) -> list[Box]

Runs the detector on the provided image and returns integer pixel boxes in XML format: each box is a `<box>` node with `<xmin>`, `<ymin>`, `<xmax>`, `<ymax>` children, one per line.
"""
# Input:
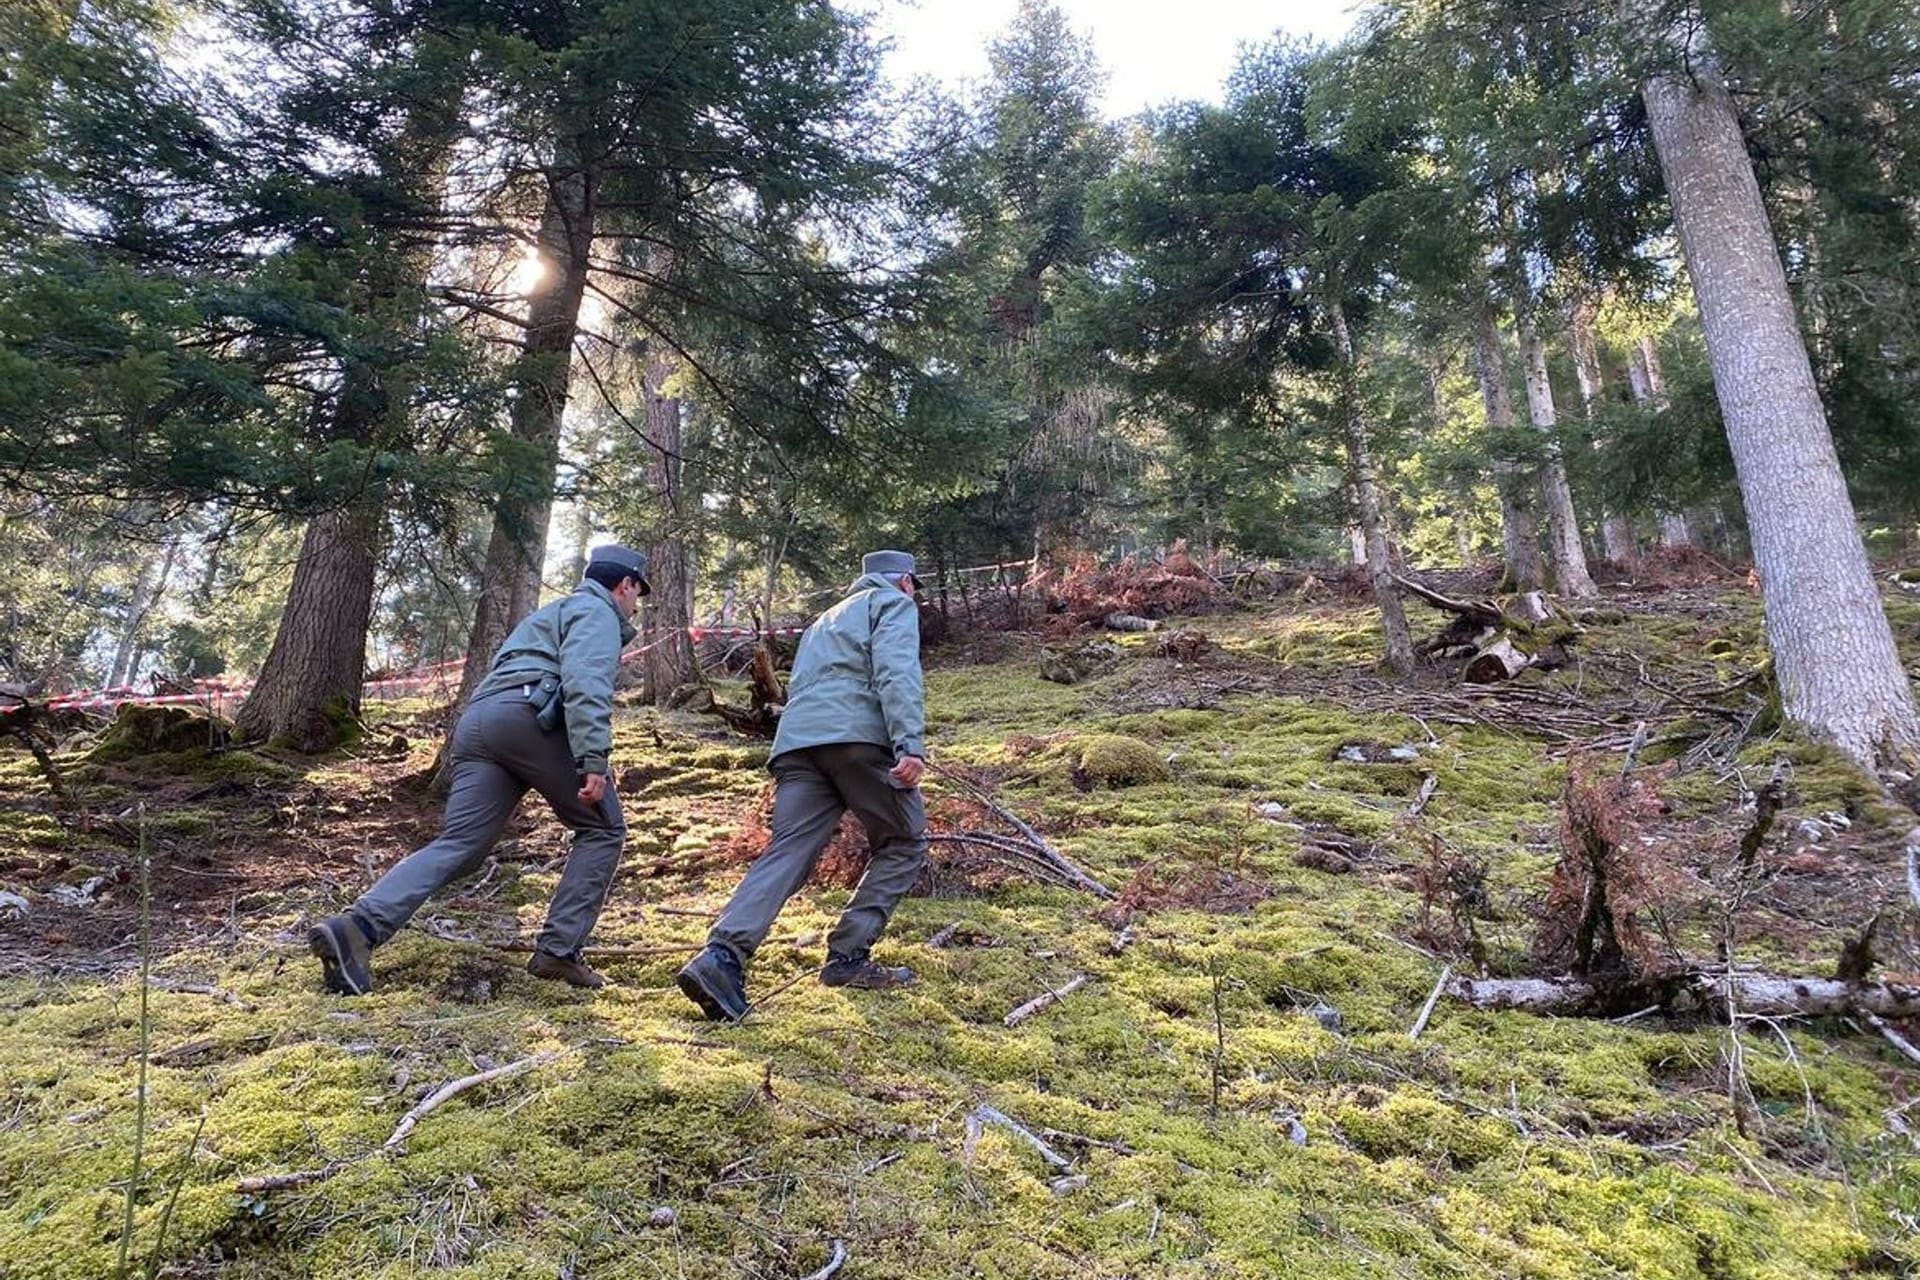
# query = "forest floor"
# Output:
<box><xmin>2</xmin><ymin>566</ymin><xmax>1918</xmax><ymax>1279</ymax></box>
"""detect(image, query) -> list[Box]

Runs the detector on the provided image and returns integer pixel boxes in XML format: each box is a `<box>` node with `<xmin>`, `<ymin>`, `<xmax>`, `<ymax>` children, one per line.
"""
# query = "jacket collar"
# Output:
<box><xmin>575</xmin><ymin>578</ymin><xmax>638</xmax><ymax>645</ymax></box>
<box><xmin>849</xmin><ymin>572</ymin><xmax>907</xmax><ymax>597</ymax></box>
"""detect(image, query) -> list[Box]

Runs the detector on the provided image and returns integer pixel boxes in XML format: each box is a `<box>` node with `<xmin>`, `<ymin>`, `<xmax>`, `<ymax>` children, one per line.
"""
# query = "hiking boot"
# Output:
<box><xmin>676</xmin><ymin>945</ymin><xmax>748</xmax><ymax>1022</ymax></box>
<box><xmin>308</xmin><ymin>914</ymin><xmax>374</xmax><ymax>996</ymax></box>
<box><xmin>527</xmin><ymin>950</ymin><xmax>605</xmax><ymax>989</ymax></box>
<box><xmin>820</xmin><ymin>950</ymin><xmax>914</xmax><ymax>990</ymax></box>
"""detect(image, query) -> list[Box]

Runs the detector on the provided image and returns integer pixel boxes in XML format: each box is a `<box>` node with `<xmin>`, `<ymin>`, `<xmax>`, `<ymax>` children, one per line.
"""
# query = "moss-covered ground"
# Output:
<box><xmin>2</xmin><ymin>582</ymin><xmax>1917</xmax><ymax>1278</ymax></box>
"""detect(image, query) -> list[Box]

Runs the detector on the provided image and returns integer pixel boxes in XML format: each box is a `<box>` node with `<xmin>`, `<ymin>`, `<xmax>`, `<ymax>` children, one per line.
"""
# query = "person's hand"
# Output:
<box><xmin>578</xmin><ymin>771</ymin><xmax>608</xmax><ymax>805</ymax></box>
<box><xmin>889</xmin><ymin>754</ymin><xmax>924</xmax><ymax>789</ymax></box>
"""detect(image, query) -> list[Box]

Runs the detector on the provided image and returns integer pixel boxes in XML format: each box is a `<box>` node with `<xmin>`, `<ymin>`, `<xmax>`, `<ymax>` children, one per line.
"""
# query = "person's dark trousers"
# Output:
<box><xmin>708</xmin><ymin>742</ymin><xmax>928</xmax><ymax>965</ymax></box>
<box><xmin>348</xmin><ymin>693</ymin><xmax>626</xmax><ymax>958</ymax></box>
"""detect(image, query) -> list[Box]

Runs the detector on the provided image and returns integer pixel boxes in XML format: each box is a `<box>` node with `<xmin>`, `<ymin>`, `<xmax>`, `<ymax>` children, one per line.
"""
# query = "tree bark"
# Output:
<box><xmin>457</xmin><ymin>164</ymin><xmax>599</xmax><ymax>704</ymax></box>
<box><xmin>1329</xmin><ymin>299</ymin><xmax>1413</xmax><ymax>677</ymax></box>
<box><xmin>1640</xmin><ymin>43</ymin><xmax>1920</xmax><ymax>768</ymax></box>
<box><xmin>235</xmin><ymin>506</ymin><xmax>381</xmax><ymax>749</ymax></box>
<box><xmin>639</xmin><ymin>345</ymin><xmax>698</xmax><ymax>702</ymax></box>
<box><xmin>1448</xmin><ymin>971</ymin><xmax>1920</xmax><ymax>1020</ymax></box>
<box><xmin>1623</xmin><ymin>336</ymin><xmax>1693</xmax><ymax>549</ymax></box>
<box><xmin>1473</xmin><ymin>298</ymin><xmax>1546</xmax><ymax>593</ymax></box>
<box><xmin>109</xmin><ymin>536</ymin><xmax>179</xmax><ymax>689</ymax></box>
<box><xmin>1570</xmin><ymin>302</ymin><xmax>1638</xmax><ymax>571</ymax></box>
<box><xmin>1518</xmin><ymin>315</ymin><xmax>1598</xmax><ymax>597</ymax></box>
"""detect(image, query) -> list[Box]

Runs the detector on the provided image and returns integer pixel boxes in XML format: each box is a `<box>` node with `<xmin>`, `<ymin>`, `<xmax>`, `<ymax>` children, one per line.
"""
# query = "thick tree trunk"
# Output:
<box><xmin>244</xmin><ymin>94</ymin><xmax>458</xmax><ymax>748</ymax></box>
<box><xmin>640</xmin><ymin>345</ymin><xmax>698</xmax><ymax>702</ymax></box>
<box><xmin>1641</xmin><ymin>47</ymin><xmax>1920</xmax><ymax>767</ymax></box>
<box><xmin>1329</xmin><ymin>299</ymin><xmax>1413</xmax><ymax>678</ymax></box>
<box><xmin>457</xmin><ymin>166</ymin><xmax>598</xmax><ymax>704</ymax></box>
<box><xmin>1518</xmin><ymin>315</ymin><xmax>1598</xmax><ymax>597</ymax></box>
<box><xmin>1569</xmin><ymin>302</ymin><xmax>1638</xmax><ymax>571</ymax></box>
<box><xmin>1473</xmin><ymin>299</ymin><xmax>1546</xmax><ymax>593</ymax></box>
<box><xmin>235</xmin><ymin>506</ymin><xmax>381</xmax><ymax>750</ymax></box>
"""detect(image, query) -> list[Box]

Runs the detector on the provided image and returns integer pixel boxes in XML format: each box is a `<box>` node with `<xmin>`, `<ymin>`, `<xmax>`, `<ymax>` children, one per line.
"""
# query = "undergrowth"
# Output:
<box><xmin>0</xmin><ymin>589</ymin><xmax>1916</xmax><ymax>1278</ymax></box>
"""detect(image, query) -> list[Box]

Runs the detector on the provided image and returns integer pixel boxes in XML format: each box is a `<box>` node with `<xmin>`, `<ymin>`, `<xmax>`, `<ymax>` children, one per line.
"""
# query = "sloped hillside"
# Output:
<box><xmin>1</xmin><ymin>583</ymin><xmax>1917</xmax><ymax>1279</ymax></box>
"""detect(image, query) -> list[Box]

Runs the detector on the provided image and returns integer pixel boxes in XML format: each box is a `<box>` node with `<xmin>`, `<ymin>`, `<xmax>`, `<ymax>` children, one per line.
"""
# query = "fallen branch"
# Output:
<box><xmin>1409</xmin><ymin>965</ymin><xmax>1452</xmax><ymax>1041</ymax></box>
<box><xmin>798</xmin><ymin>1239</ymin><xmax>848</xmax><ymax>1280</ymax></box>
<box><xmin>1004</xmin><ymin>974</ymin><xmax>1088</xmax><ymax>1028</ymax></box>
<box><xmin>488</xmin><ymin>935</ymin><xmax>807</xmax><ymax>960</ymax></box>
<box><xmin>385</xmin><ymin>1051</ymin><xmax>561</xmax><ymax>1151</ymax></box>
<box><xmin>969</xmin><ymin>1105</ymin><xmax>1072</xmax><ymax>1172</ymax></box>
<box><xmin>235</xmin><ymin>1047</ymin><xmax>574</xmax><ymax>1194</ymax></box>
<box><xmin>1862</xmin><ymin>1012</ymin><xmax>1920</xmax><ymax>1069</ymax></box>
<box><xmin>930</xmin><ymin>763</ymin><xmax>1114</xmax><ymax>899</ymax></box>
<box><xmin>1447</xmin><ymin>972</ymin><xmax>1920</xmax><ymax>1020</ymax></box>
<box><xmin>1405</xmin><ymin>774</ymin><xmax>1438</xmax><ymax>820</ymax></box>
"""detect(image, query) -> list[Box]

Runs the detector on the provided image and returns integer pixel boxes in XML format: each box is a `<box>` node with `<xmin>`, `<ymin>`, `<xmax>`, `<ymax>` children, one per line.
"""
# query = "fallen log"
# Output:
<box><xmin>1447</xmin><ymin>972</ymin><xmax>1920</xmax><ymax>1020</ymax></box>
<box><xmin>1463</xmin><ymin>637</ymin><xmax>1530</xmax><ymax>684</ymax></box>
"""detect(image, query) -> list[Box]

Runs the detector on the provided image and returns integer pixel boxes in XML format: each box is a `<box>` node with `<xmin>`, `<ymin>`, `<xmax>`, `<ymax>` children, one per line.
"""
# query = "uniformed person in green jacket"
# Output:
<box><xmin>676</xmin><ymin>549</ymin><xmax>929</xmax><ymax>1021</ymax></box>
<box><xmin>308</xmin><ymin>544</ymin><xmax>650</xmax><ymax>995</ymax></box>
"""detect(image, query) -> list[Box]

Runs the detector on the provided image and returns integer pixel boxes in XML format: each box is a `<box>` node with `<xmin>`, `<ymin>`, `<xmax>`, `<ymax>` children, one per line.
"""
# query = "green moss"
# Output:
<box><xmin>1076</xmin><ymin>734</ymin><xmax>1170</xmax><ymax>786</ymax></box>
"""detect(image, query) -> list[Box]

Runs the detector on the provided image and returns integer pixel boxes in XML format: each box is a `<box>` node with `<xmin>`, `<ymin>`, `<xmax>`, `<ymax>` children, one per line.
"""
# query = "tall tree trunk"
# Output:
<box><xmin>1624</xmin><ymin>337</ymin><xmax>1694</xmax><ymax>548</ymax></box>
<box><xmin>640</xmin><ymin>344</ymin><xmax>697</xmax><ymax>702</ymax></box>
<box><xmin>1518</xmin><ymin>315</ymin><xmax>1598</xmax><ymax>597</ymax></box>
<box><xmin>1640</xmin><ymin>40</ymin><xmax>1920</xmax><ymax>767</ymax></box>
<box><xmin>1570</xmin><ymin>302</ymin><xmax>1638</xmax><ymax>570</ymax></box>
<box><xmin>242</xmin><ymin>93</ymin><xmax>458</xmax><ymax>749</ymax></box>
<box><xmin>108</xmin><ymin>536</ymin><xmax>178</xmax><ymax>688</ymax></box>
<box><xmin>1330</xmin><ymin>299</ymin><xmax>1413</xmax><ymax>678</ymax></box>
<box><xmin>1474</xmin><ymin>299</ymin><xmax>1546</xmax><ymax>592</ymax></box>
<box><xmin>235</xmin><ymin>506</ymin><xmax>381</xmax><ymax>749</ymax></box>
<box><xmin>457</xmin><ymin>164</ymin><xmax>599</xmax><ymax>703</ymax></box>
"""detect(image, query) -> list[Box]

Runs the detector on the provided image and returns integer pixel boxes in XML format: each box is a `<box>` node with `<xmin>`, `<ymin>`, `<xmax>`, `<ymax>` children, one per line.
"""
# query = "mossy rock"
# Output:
<box><xmin>87</xmin><ymin>705</ymin><xmax>230</xmax><ymax>762</ymax></box>
<box><xmin>1039</xmin><ymin>641</ymin><xmax>1118</xmax><ymax>686</ymax></box>
<box><xmin>1076</xmin><ymin>734</ymin><xmax>1169</xmax><ymax>787</ymax></box>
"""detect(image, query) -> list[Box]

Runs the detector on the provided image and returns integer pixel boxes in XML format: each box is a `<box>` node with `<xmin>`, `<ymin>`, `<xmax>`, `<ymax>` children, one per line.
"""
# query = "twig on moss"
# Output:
<box><xmin>797</xmin><ymin>1239</ymin><xmax>848</xmax><ymax>1280</ymax></box>
<box><xmin>970</xmin><ymin>1105</ymin><xmax>1072</xmax><ymax>1172</ymax></box>
<box><xmin>1409</xmin><ymin>965</ymin><xmax>1451</xmax><ymax>1041</ymax></box>
<box><xmin>385</xmin><ymin>1051</ymin><xmax>562</xmax><ymax>1151</ymax></box>
<box><xmin>235</xmin><ymin>1046</ymin><xmax>578</xmax><ymax>1193</ymax></box>
<box><xmin>1209</xmin><ymin>966</ymin><xmax>1225</xmax><ymax>1119</ymax></box>
<box><xmin>1405</xmin><ymin>774</ymin><xmax>1438</xmax><ymax>819</ymax></box>
<box><xmin>1004</xmin><ymin>974</ymin><xmax>1087</xmax><ymax>1027</ymax></box>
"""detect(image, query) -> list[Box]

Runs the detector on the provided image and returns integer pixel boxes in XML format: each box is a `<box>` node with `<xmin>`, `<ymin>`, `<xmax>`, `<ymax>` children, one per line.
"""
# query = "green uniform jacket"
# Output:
<box><xmin>771</xmin><ymin>573</ymin><xmax>925</xmax><ymax>763</ymax></box>
<box><xmin>471</xmin><ymin>580</ymin><xmax>636</xmax><ymax>775</ymax></box>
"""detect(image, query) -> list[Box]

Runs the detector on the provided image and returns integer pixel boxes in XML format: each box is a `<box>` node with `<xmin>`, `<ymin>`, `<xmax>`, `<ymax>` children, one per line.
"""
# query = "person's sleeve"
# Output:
<box><xmin>869</xmin><ymin>592</ymin><xmax>925</xmax><ymax>760</ymax></box>
<box><xmin>559</xmin><ymin>599</ymin><xmax>621</xmax><ymax>774</ymax></box>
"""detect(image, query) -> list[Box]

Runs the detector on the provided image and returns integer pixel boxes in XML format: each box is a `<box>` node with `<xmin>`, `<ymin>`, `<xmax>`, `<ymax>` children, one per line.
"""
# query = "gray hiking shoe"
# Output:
<box><xmin>308</xmin><ymin>914</ymin><xmax>374</xmax><ymax>996</ymax></box>
<box><xmin>820</xmin><ymin>950</ymin><xmax>914</xmax><ymax>990</ymax></box>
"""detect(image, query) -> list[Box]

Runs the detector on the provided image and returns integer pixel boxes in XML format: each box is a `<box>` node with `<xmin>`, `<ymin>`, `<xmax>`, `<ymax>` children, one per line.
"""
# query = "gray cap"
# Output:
<box><xmin>862</xmin><ymin>549</ymin><xmax>920</xmax><ymax>588</ymax></box>
<box><xmin>586</xmin><ymin>543</ymin><xmax>651</xmax><ymax>595</ymax></box>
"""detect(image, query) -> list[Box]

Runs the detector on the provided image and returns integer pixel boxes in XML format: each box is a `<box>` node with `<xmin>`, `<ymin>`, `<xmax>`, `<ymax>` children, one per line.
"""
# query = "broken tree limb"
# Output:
<box><xmin>971</xmin><ymin>1105</ymin><xmax>1073</xmax><ymax>1172</ymax></box>
<box><xmin>1862</xmin><ymin>1012</ymin><xmax>1920</xmax><ymax>1068</ymax></box>
<box><xmin>1391</xmin><ymin>574</ymin><xmax>1506</xmax><ymax>629</ymax></box>
<box><xmin>1405</xmin><ymin>774</ymin><xmax>1438</xmax><ymax>819</ymax></box>
<box><xmin>798</xmin><ymin>1240</ymin><xmax>849</xmax><ymax>1280</ymax></box>
<box><xmin>928</xmin><ymin>764</ymin><xmax>1115</xmax><ymax>899</ymax></box>
<box><xmin>1005</xmin><ymin>974</ymin><xmax>1088</xmax><ymax>1027</ymax></box>
<box><xmin>235</xmin><ymin>1048</ymin><xmax>573</xmax><ymax>1193</ymax></box>
<box><xmin>1463</xmin><ymin>637</ymin><xmax>1530</xmax><ymax>684</ymax></box>
<box><xmin>1447</xmin><ymin>972</ymin><xmax>1920</xmax><ymax>1020</ymax></box>
<box><xmin>1409</xmin><ymin>965</ymin><xmax>1452</xmax><ymax>1041</ymax></box>
<box><xmin>386</xmin><ymin>1051</ymin><xmax>561</xmax><ymax>1150</ymax></box>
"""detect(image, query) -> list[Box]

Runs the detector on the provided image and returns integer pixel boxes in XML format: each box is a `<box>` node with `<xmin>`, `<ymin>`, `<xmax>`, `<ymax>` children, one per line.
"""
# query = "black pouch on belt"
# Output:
<box><xmin>527</xmin><ymin>675</ymin><xmax>564</xmax><ymax>731</ymax></box>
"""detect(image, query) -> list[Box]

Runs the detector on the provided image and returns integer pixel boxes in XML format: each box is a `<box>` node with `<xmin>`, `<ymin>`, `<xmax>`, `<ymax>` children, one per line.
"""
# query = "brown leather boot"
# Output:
<box><xmin>527</xmin><ymin>950</ymin><xmax>605</xmax><ymax>989</ymax></box>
